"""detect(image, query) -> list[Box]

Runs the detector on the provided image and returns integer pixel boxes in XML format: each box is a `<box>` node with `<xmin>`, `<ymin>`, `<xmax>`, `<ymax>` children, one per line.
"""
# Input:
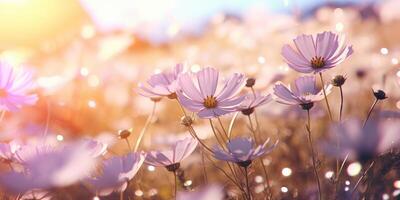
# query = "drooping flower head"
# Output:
<box><xmin>237</xmin><ymin>92</ymin><xmax>272</xmax><ymax>115</ymax></box>
<box><xmin>273</xmin><ymin>76</ymin><xmax>332</xmax><ymax>110</ymax></box>
<box><xmin>138</xmin><ymin>64</ymin><xmax>185</xmax><ymax>100</ymax></box>
<box><xmin>87</xmin><ymin>152</ymin><xmax>145</xmax><ymax>196</ymax></box>
<box><xmin>325</xmin><ymin>118</ymin><xmax>400</xmax><ymax>164</ymax></box>
<box><xmin>282</xmin><ymin>31</ymin><xmax>353</xmax><ymax>73</ymax></box>
<box><xmin>177</xmin><ymin>67</ymin><xmax>245</xmax><ymax>119</ymax></box>
<box><xmin>81</xmin><ymin>138</ymin><xmax>108</xmax><ymax>158</ymax></box>
<box><xmin>0</xmin><ymin>61</ymin><xmax>38</xmax><ymax>111</ymax></box>
<box><xmin>177</xmin><ymin>184</ymin><xmax>225</xmax><ymax>200</ymax></box>
<box><xmin>145</xmin><ymin>137</ymin><xmax>198</xmax><ymax>172</ymax></box>
<box><xmin>213</xmin><ymin>137</ymin><xmax>277</xmax><ymax>167</ymax></box>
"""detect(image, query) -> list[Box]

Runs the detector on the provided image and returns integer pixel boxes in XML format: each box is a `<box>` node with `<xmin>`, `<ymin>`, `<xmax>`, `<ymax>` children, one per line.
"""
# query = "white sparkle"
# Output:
<box><xmin>56</xmin><ymin>134</ymin><xmax>64</xmax><ymax>141</ymax></box>
<box><xmin>88</xmin><ymin>100</ymin><xmax>96</xmax><ymax>108</ymax></box>
<box><xmin>347</xmin><ymin>162</ymin><xmax>361</xmax><ymax>176</ymax></box>
<box><xmin>325</xmin><ymin>171</ymin><xmax>334</xmax><ymax>179</ymax></box>
<box><xmin>282</xmin><ymin>167</ymin><xmax>292</xmax><ymax>177</ymax></box>
<box><xmin>380</xmin><ymin>48</ymin><xmax>389</xmax><ymax>55</ymax></box>
<box><xmin>147</xmin><ymin>165</ymin><xmax>155</xmax><ymax>172</ymax></box>
<box><xmin>281</xmin><ymin>186</ymin><xmax>288</xmax><ymax>193</ymax></box>
<box><xmin>135</xmin><ymin>190</ymin><xmax>144</xmax><ymax>197</ymax></box>
<box><xmin>184</xmin><ymin>180</ymin><xmax>192</xmax><ymax>187</ymax></box>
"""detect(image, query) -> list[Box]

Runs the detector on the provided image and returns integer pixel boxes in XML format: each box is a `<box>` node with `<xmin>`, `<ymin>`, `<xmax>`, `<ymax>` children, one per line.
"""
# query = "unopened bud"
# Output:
<box><xmin>373</xmin><ymin>90</ymin><xmax>387</xmax><ymax>100</ymax></box>
<box><xmin>181</xmin><ymin>116</ymin><xmax>193</xmax><ymax>127</ymax></box>
<box><xmin>118</xmin><ymin>129</ymin><xmax>132</xmax><ymax>139</ymax></box>
<box><xmin>332</xmin><ymin>75</ymin><xmax>346</xmax><ymax>87</ymax></box>
<box><xmin>245</xmin><ymin>78</ymin><xmax>256</xmax><ymax>87</ymax></box>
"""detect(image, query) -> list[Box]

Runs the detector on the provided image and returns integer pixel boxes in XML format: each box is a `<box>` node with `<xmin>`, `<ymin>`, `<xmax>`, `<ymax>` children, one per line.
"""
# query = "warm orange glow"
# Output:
<box><xmin>0</xmin><ymin>0</ymin><xmax>86</xmax><ymax>49</ymax></box>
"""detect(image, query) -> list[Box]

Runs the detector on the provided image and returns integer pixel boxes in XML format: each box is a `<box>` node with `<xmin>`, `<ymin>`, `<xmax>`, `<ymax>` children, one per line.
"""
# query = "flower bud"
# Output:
<box><xmin>118</xmin><ymin>129</ymin><xmax>132</xmax><ymax>139</ymax></box>
<box><xmin>181</xmin><ymin>116</ymin><xmax>193</xmax><ymax>127</ymax></box>
<box><xmin>332</xmin><ymin>75</ymin><xmax>346</xmax><ymax>87</ymax></box>
<box><xmin>245</xmin><ymin>78</ymin><xmax>256</xmax><ymax>87</ymax></box>
<box><xmin>373</xmin><ymin>90</ymin><xmax>387</xmax><ymax>100</ymax></box>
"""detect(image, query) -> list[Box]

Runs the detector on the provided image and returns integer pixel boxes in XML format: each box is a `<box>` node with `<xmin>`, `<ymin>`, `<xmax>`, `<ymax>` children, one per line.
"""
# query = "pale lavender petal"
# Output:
<box><xmin>293</xmin><ymin>34</ymin><xmax>316</xmax><ymax>60</ymax></box>
<box><xmin>196</xmin><ymin>67</ymin><xmax>219</xmax><ymax>97</ymax></box>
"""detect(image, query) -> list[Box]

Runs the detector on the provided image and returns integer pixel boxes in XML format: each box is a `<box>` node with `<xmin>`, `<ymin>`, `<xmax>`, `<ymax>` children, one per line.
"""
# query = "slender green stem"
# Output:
<box><xmin>363</xmin><ymin>99</ymin><xmax>378</xmax><ymax>127</ymax></box>
<box><xmin>306</xmin><ymin>109</ymin><xmax>322</xmax><ymax>200</ymax></box>
<box><xmin>174</xmin><ymin>171</ymin><xmax>177</xmax><ymax>200</ymax></box>
<box><xmin>227</xmin><ymin>112</ymin><xmax>239</xmax><ymax>139</ymax></box>
<box><xmin>125</xmin><ymin>138</ymin><xmax>132</xmax><ymax>151</ymax></box>
<box><xmin>134</xmin><ymin>102</ymin><xmax>157</xmax><ymax>151</ymax></box>
<box><xmin>201</xmin><ymin>149</ymin><xmax>208</xmax><ymax>184</ymax></box>
<box><xmin>339</xmin><ymin>86</ymin><xmax>344</xmax><ymax>122</ymax></box>
<box><xmin>209</xmin><ymin>119</ymin><xmax>227</xmax><ymax>150</ymax></box>
<box><xmin>319</xmin><ymin>73</ymin><xmax>333</xmax><ymax>121</ymax></box>
<box><xmin>244</xmin><ymin>167</ymin><xmax>252</xmax><ymax>200</ymax></box>
<box><xmin>120</xmin><ymin>190</ymin><xmax>123</xmax><ymax>200</ymax></box>
<box><xmin>351</xmin><ymin>161</ymin><xmax>375</xmax><ymax>197</ymax></box>
<box><xmin>247</xmin><ymin>115</ymin><xmax>272</xmax><ymax>199</ymax></box>
<box><xmin>217</xmin><ymin>117</ymin><xmax>229</xmax><ymax>141</ymax></box>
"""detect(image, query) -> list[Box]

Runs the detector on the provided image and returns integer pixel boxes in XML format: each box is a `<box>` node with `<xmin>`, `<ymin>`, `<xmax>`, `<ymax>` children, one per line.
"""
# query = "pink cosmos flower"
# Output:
<box><xmin>177</xmin><ymin>184</ymin><xmax>224</xmax><ymax>200</ymax></box>
<box><xmin>87</xmin><ymin>152</ymin><xmax>145</xmax><ymax>196</ymax></box>
<box><xmin>0</xmin><ymin>143</ymin><xmax>97</xmax><ymax>193</ymax></box>
<box><xmin>138</xmin><ymin>64</ymin><xmax>185</xmax><ymax>100</ymax></box>
<box><xmin>0</xmin><ymin>62</ymin><xmax>38</xmax><ymax>111</ymax></box>
<box><xmin>273</xmin><ymin>76</ymin><xmax>332</xmax><ymax>110</ymax></box>
<box><xmin>237</xmin><ymin>92</ymin><xmax>272</xmax><ymax>115</ymax></box>
<box><xmin>177</xmin><ymin>67</ymin><xmax>245</xmax><ymax>119</ymax></box>
<box><xmin>282</xmin><ymin>31</ymin><xmax>353</xmax><ymax>73</ymax></box>
<box><xmin>145</xmin><ymin>137</ymin><xmax>198</xmax><ymax>171</ymax></box>
<box><xmin>213</xmin><ymin>137</ymin><xmax>277</xmax><ymax>167</ymax></box>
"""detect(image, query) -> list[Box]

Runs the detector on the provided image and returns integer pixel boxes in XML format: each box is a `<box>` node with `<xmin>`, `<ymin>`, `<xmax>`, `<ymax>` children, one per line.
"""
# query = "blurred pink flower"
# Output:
<box><xmin>325</xmin><ymin>118</ymin><xmax>400</xmax><ymax>163</ymax></box>
<box><xmin>238</xmin><ymin>92</ymin><xmax>272</xmax><ymax>115</ymax></box>
<box><xmin>0</xmin><ymin>141</ymin><xmax>20</xmax><ymax>163</ymax></box>
<box><xmin>273</xmin><ymin>76</ymin><xmax>332</xmax><ymax>109</ymax></box>
<box><xmin>87</xmin><ymin>152</ymin><xmax>145</xmax><ymax>196</ymax></box>
<box><xmin>213</xmin><ymin>137</ymin><xmax>277</xmax><ymax>167</ymax></box>
<box><xmin>177</xmin><ymin>184</ymin><xmax>224</xmax><ymax>200</ymax></box>
<box><xmin>177</xmin><ymin>67</ymin><xmax>245</xmax><ymax>119</ymax></box>
<box><xmin>0</xmin><ymin>62</ymin><xmax>38</xmax><ymax>111</ymax></box>
<box><xmin>0</xmin><ymin>143</ymin><xmax>97</xmax><ymax>193</ymax></box>
<box><xmin>145</xmin><ymin>137</ymin><xmax>198</xmax><ymax>171</ymax></box>
<box><xmin>138</xmin><ymin>64</ymin><xmax>185</xmax><ymax>99</ymax></box>
<box><xmin>82</xmin><ymin>138</ymin><xmax>108</xmax><ymax>158</ymax></box>
<box><xmin>282</xmin><ymin>31</ymin><xmax>353</xmax><ymax>73</ymax></box>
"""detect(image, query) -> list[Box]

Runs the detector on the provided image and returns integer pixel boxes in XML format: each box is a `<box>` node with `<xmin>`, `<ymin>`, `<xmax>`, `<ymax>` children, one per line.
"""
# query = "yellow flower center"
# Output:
<box><xmin>0</xmin><ymin>89</ymin><xmax>7</xmax><ymax>98</ymax></box>
<box><xmin>310</xmin><ymin>56</ymin><xmax>325</xmax><ymax>69</ymax></box>
<box><xmin>203</xmin><ymin>96</ymin><xmax>218</xmax><ymax>108</ymax></box>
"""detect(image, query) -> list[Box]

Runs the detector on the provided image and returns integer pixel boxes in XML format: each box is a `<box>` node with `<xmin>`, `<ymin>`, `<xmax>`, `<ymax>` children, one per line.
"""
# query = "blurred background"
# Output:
<box><xmin>1</xmin><ymin>0</ymin><xmax>400</xmax><ymax>199</ymax></box>
<box><xmin>0</xmin><ymin>0</ymin><xmax>399</xmax><ymax>148</ymax></box>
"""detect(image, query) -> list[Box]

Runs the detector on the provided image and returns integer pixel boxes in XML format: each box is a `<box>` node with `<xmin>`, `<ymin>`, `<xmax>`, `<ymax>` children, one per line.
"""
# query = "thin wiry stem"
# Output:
<box><xmin>125</xmin><ymin>138</ymin><xmax>132</xmax><ymax>151</ymax></box>
<box><xmin>244</xmin><ymin>167</ymin><xmax>252</xmax><ymax>200</ymax></box>
<box><xmin>319</xmin><ymin>73</ymin><xmax>333</xmax><ymax>121</ymax></box>
<box><xmin>363</xmin><ymin>99</ymin><xmax>378</xmax><ymax>127</ymax></box>
<box><xmin>351</xmin><ymin>161</ymin><xmax>375</xmax><ymax>197</ymax></box>
<box><xmin>134</xmin><ymin>101</ymin><xmax>157</xmax><ymax>151</ymax></box>
<box><xmin>209</xmin><ymin>119</ymin><xmax>227</xmax><ymax>150</ymax></box>
<box><xmin>217</xmin><ymin>116</ymin><xmax>229</xmax><ymax>141</ymax></box>
<box><xmin>173</xmin><ymin>171</ymin><xmax>177</xmax><ymax>200</ymax></box>
<box><xmin>339</xmin><ymin>86</ymin><xmax>344</xmax><ymax>122</ymax></box>
<box><xmin>335</xmin><ymin>153</ymin><xmax>349</xmax><ymax>199</ymax></box>
<box><xmin>188</xmin><ymin>126</ymin><xmax>213</xmax><ymax>153</ymax></box>
<box><xmin>201</xmin><ymin>149</ymin><xmax>208</xmax><ymax>184</ymax></box>
<box><xmin>306</xmin><ymin>109</ymin><xmax>322</xmax><ymax>200</ymax></box>
<box><xmin>247</xmin><ymin>115</ymin><xmax>273</xmax><ymax>199</ymax></box>
<box><xmin>228</xmin><ymin>112</ymin><xmax>239</xmax><ymax>139</ymax></box>
<box><xmin>120</xmin><ymin>190</ymin><xmax>123</xmax><ymax>200</ymax></box>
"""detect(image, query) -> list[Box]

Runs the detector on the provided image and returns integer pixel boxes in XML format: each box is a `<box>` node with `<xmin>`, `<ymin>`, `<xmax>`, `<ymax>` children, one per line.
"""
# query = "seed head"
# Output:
<box><xmin>245</xmin><ymin>78</ymin><xmax>256</xmax><ymax>87</ymax></box>
<box><xmin>332</xmin><ymin>75</ymin><xmax>346</xmax><ymax>87</ymax></box>
<box><xmin>373</xmin><ymin>90</ymin><xmax>387</xmax><ymax>100</ymax></box>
